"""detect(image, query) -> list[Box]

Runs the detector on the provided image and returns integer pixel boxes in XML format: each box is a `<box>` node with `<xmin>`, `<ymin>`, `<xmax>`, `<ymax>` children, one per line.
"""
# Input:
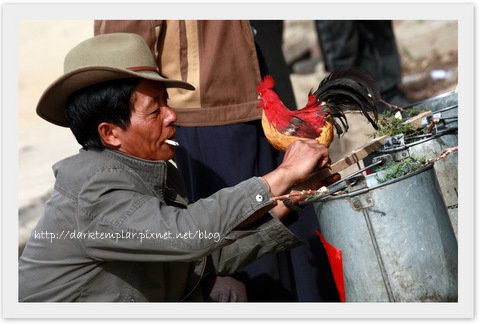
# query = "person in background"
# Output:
<box><xmin>95</xmin><ymin>20</ymin><xmax>339</xmax><ymax>302</ymax></box>
<box><xmin>245</xmin><ymin>20</ymin><xmax>340</xmax><ymax>302</ymax></box>
<box><xmin>316</xmin><ymin>20</ymin><xmax>411</xmax><ymax>112</ymax></box>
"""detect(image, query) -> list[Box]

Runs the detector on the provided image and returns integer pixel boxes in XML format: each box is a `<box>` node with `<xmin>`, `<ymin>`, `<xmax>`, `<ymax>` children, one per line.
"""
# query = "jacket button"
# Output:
<box><xmin>255</xmin><ymin>194</ymin><xmax>263</xmax><ymax>202</ymax></box>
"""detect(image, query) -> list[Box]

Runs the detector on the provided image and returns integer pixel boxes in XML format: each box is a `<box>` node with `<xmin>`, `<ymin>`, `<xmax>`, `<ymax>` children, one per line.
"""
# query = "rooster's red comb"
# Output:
<box><xmin>258</xmin><ymin>75</ymin><xmax>275</xmax><ymax>91</ymax></box>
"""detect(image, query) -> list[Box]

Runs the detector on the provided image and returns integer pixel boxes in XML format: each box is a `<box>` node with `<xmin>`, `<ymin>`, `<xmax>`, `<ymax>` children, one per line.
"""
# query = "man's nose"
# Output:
<box><xmin>164</xmin><ymin>106</ymin><xmax>177</xmax><ymax>124</ymax></box>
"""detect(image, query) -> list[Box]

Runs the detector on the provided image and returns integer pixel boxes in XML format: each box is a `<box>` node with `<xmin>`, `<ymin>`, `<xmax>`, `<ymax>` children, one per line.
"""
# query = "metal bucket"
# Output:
<box><xmin>408</xmin><ymin>132</ymin><xmax>458</xmax><ymax>238</ymax></box>
<box><xmin>407</xmin><ymin>91</ymin><xmax>458</xmax><ymax>238</ymax></box>
<box><xmin>314</xmin><ymin>164</ymin><xmax>458</xmax><ymax>302</ymax></box>
<box><xmin>365</xmin><ymin>130</ymin><xmax>458</xmax><ymax>240</ymax></box>
<box><xmin>406</xmin><ymin>90</ymin><xmax>457</xmax><ymax>112</ymax></box>
<box><xmin>406</xmin><ymin>90</ymin><xmax>458</xmax><ymax>129</ymax></box>
<box><xmin>366</xmin><ymin>90</ymin><xmax>459</xmax><ymax>238</ymax></box>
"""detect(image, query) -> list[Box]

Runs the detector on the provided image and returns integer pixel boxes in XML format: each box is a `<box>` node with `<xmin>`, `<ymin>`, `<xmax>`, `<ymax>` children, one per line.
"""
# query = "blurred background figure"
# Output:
<box><xmin>244</xmin><ymin>20</ymin><xmax>339</xmax><ymax>302</ymax></box>
<box><xmin>315</xmin><ymin>20</ymin><xmax>411</xmax><ymax>112</ymax></box>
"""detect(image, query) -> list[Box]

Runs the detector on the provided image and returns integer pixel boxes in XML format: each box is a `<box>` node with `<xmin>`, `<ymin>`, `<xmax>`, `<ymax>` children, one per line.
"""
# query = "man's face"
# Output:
<box><xmin>116</xmin><ymin>79</ymin><xmax>177</xmax><ymax>161</ymax></box>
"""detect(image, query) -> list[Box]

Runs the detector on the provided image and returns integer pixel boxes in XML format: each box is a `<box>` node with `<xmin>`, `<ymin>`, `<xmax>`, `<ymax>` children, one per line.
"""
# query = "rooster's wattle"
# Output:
<box><xmin>257</xmin><ymin>70</ymin><xmax>381</xmax><ymax>151</ymax></box>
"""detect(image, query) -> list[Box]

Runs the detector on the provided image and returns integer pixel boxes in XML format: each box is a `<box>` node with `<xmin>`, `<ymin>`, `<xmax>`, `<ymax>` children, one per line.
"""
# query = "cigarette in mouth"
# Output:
<box><xmin>165</xmin><ymin>139</ymin><xmax>180</xmax><ymax>146</ymax></box>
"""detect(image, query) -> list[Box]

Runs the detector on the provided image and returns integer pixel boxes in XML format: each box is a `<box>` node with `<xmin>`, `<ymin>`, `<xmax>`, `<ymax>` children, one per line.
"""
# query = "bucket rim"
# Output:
<box><xmin>376</xmin><ymin>129</ymin><xmax>458</xmax><ymax>155</ymax></box>
<box><xmin>316</xmin><ymin>162</ymin><xmax>435</xmax><ymax>202</ymax></box>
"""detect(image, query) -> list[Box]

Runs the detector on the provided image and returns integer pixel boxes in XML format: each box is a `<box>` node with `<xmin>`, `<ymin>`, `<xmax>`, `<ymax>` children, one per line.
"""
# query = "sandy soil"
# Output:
<box><xmin>18</xmin><ymin>20</ymin><xmax>458</xmax><ymax>247</ymax></box>
<box><xmin>19</xmin><ymin>21</ymin><xmax>93</xmax><ymax>208</ymax></box>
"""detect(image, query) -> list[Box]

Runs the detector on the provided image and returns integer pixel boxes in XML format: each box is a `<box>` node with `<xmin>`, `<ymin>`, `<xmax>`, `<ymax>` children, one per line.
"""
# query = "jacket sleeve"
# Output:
<box><xmin>77</xmin><ymin>167</ymin><xmax>300</xmax><ymax>263</ymax></box>
<box><xmin>206</xmin><ymin>213</ymin><xmax>303</xmax><ymax>275</ymax></box>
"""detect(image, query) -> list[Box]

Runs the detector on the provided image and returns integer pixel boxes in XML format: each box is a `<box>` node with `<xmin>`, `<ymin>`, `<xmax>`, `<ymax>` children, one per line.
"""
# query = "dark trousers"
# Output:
<box><xmin>316</xmin><ymin>20</ymin><xmax>402</xmax><ymax>93</ymax></box>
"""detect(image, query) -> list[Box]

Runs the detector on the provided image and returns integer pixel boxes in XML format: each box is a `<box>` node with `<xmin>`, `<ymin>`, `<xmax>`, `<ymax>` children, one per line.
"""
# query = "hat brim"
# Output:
<box><xmin>36</xmin><ymin>66</ymin><xmax>195</xmax><ymax>127</ymax></box>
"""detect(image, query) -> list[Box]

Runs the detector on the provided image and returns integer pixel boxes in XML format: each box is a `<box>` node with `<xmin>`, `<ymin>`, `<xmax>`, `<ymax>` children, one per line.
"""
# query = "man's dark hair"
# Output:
<box><xmin>65</xmin><ymin>78</ymin><xmax>141</xmax><ymax>150</ymax></box>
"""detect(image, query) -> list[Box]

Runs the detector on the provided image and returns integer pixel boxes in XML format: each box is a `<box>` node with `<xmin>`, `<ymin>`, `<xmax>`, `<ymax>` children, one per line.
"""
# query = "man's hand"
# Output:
<box><xmin>204</xmin><ymin>275</ymin><xmax>248</xmax><ymax>302</ymax></box>
<box><xmin>278</xmin><ymin>139</ymin><xmax>330</xmax><ymax>183</ymax></box>
<box><xmin>236</xmin><ymin>140</ymin><xmax>331</xmax><ymax>228</ymax></box>
<box><xmin>263</xmin><ymin>140</ymin><xmax>330</xmax><ymax>197</ymax></box>
<box><xmin>258</xmin><ymin>140</ymin><xmax>331</xmax><ymax>221</ymax></box>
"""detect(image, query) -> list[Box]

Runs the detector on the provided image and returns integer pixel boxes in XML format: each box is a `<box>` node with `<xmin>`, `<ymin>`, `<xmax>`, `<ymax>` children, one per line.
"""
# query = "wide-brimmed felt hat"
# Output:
<box><xmin>36</xmin><ymin>32</ymin><xmax>195</xmax><ymax>127</ymax></box>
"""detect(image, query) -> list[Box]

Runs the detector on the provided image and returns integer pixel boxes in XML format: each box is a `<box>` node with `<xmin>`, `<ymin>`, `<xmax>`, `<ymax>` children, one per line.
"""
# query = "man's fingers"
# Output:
<box><xmin>324</xmin><ymin>173</ymin><xmax>341</xmax><ymax>186</ymax></box>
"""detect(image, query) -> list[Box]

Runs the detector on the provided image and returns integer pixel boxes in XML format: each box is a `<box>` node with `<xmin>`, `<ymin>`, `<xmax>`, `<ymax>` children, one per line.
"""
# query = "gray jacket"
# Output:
<box><xmin>19</xmin><ymin>149</ymin><xmax>301</xmax><ymax>301</ymax></box>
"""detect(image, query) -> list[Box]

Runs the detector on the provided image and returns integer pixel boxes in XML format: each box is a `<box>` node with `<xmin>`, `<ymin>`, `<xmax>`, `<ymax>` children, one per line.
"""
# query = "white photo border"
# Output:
<box><xmin>2</xmin><ymin>1</ymin><xmax>475</xmax><ymax>320</ymax></box>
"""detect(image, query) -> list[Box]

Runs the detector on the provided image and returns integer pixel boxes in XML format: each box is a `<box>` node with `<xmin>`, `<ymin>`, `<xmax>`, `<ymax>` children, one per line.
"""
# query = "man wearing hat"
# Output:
<box><xmin>18</xmin><ymin>33</ymin><xmax>331</xmax><ymax>301</ymax></box>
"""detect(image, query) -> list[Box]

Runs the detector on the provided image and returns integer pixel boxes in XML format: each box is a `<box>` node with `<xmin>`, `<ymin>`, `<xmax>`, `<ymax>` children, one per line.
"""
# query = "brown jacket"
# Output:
<box><xmin>95</xmin><ymin>20</ymin><xmax>262</xmax><ymax>126</ymax></box>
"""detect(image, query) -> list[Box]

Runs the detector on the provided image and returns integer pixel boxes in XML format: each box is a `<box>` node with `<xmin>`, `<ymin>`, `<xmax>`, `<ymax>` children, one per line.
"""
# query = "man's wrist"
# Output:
<box><xmin>262</xmin><ymin>168</ymin><xmax>295</xmax><ymax>197</ymax></box>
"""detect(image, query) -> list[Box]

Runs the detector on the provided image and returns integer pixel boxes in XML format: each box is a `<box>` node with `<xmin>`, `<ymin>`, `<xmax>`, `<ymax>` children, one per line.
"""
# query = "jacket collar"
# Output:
<box><xmin>104</xmin><ymin>149</ymin><xmax>167</xmax><ymax>193</ymax></box>
<box><xmin>104</xmin><ymin>149</ymin><xmax>189</xmax><ymax>206</ymax></box>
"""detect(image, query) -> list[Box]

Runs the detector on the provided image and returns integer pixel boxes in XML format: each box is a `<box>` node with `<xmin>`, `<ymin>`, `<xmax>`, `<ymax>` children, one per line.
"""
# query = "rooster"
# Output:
<box><xmin>257</xmin><ymin>70</ymin><xmax>381</xmax><ymax>151</ymax></box>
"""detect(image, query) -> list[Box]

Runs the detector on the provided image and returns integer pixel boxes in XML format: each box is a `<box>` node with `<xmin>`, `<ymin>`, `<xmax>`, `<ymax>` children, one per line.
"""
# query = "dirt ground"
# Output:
<box><xmin>394</xmin><ymin>20</ymin><xmax>458</xmax><ymax>100</ymax></box>
<box><xmin>284</xmin><ymin>20</ymin><xmax>458</xmax><ymax>107</ymax></box>
<box><xmin>18</xmin><ymin>20</ymin><xmax>458</xmax><ymax>246</ymax></box>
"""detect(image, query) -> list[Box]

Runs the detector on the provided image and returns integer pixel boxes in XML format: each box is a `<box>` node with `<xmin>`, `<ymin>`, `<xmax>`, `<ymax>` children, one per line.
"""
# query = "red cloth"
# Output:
<box><xmin>315</xmin><ymin>230</ymin><xmax>346</xmax><ymax>302</ymax></box>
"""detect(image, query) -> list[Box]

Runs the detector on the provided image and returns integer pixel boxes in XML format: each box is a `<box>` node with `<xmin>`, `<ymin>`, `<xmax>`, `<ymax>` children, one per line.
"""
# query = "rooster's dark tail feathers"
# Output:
<box><xmin>314</xmin><ymin>69</ymin><xmax>381</xmax><ymax>133</ymax></box>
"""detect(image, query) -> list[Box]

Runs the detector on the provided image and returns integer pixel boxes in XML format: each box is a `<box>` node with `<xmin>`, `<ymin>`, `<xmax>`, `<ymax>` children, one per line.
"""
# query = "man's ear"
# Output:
<box><xmin>98</xmin><ymin>122</ymin><xmax>122</xmax><ymax>149</ymax></box>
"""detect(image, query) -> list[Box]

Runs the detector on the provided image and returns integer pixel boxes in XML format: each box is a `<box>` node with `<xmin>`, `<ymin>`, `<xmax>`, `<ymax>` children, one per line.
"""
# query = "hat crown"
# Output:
<box><xmin>64</xmin><ymin>33</ymin><xmax>157</xmax><ymax>73</ymax></box>
<box><xmin>37</xmin><ymin>32</ymin><xmax>194</xmax><ymax>127</ymax></box>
